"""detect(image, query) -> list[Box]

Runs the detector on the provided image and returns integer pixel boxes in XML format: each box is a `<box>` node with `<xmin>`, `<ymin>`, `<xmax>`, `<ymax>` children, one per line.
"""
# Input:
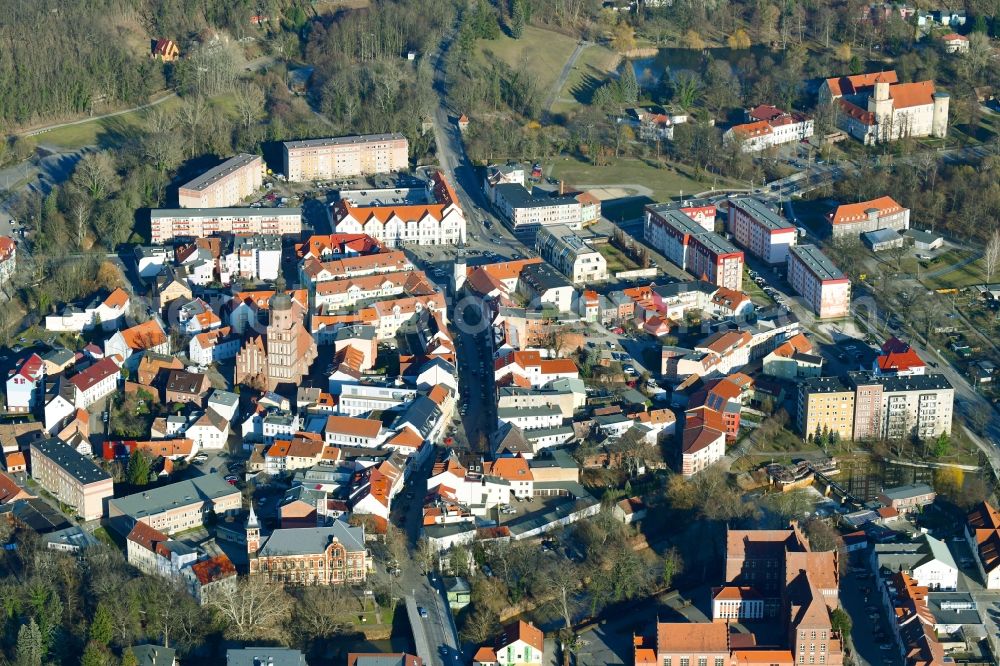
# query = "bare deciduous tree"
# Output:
<box><xmin>71</xmin><ymin>152</ymin><xmax>118</xmax><ymax>200</ymax></box>
<box><xmin>234</xmin><ymin>82</ymin><xmax>265</xmax><ymax>131</ymax></box>
<box><xmin>207</xmin><ymin>577</ymin><xmax>292</xmax><ymax>641</ymax></box>
<box><xmin>985</xmin><ymin>230</ymin><xmax>1000</xmax><ymax>283</ymax></box>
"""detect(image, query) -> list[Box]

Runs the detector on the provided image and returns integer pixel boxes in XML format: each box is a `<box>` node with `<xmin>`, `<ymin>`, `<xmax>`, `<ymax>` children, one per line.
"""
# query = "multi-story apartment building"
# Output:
<box><xmin>107</xmin><ymin>475</ymin><xmax>241</xmax><ymax>535</ymax></box>
<box><xmin>727</xmin><ymin>197</ymin><xmax>797</xmax><ymax>265</ymax></box>
<box><xmin>799</xmin><ymin>372</ymin><xmax>953</xmax><ymax>441</ymax></box>
<box><xmin>219</xmin><ymin>234</ymin><xmax>282</xmax><ymax>283</ymax></box>
<box><xmin>797</xmin><ymin>376</ymin><xmax>856</xmax><ymax>441</ymax></box>
<box><xmin>492</xmin><ymin>184</ymin><xmax>583</xmax><ymax>231</ymax></box>
<box><xmin>337</xmin><ymin>383</ymin><xmax>418</xmax><ymax>417</ymax></box>
<box><xmin>282</xmin><ymin>133</ymin><xmax>408</xmax><ymax>181</ymax></box>
<box><xmin>332</xmin><ymin>171</ymin><xmax>466</xmax><ymax>246</ymax></box>
<box><xmin>177</xmin><ymin>154</ymin><xmax>264</xmax><ymax>208</ymax></box>
<box><xmin>786</xmin><ymin>245</ymin><xmax>851</xmax><ymax>319</ymax></box>
<box><xmin>645</xmin><ymin>201</ymin><xmax>716</xmax><ymax>234</ymax></box>
<box><xmin>29</xmin><ymin>438</ymin><xmax>113</xmax><ymax>521</ymax></box>
<box><xmin>848</xmin><ymin>372</ymin><xmax>954</xmax><ymax>441</ymax></box>
<box><xmin>644</xmin><ymin>207</ymin><xmax>743</xmax><ymax>290</ymax></box>
<box><xmin>535</xmin><ymin>225</ymin><xmax>608</xmax><ymax>284</ymax></box>
<box><xmin>826</xmin><ymin>196</ymin><xmax>910</xmax><ymax>237</ymax></box>
<box><xmin>149</xmin><ymin>208</ymin><xmax>301</xmax><ymax>244</ymax></box>
<box><xmin>247</xmin><ymin>511</ymin><xmax>368</xmax><ymax>585</ymax></box>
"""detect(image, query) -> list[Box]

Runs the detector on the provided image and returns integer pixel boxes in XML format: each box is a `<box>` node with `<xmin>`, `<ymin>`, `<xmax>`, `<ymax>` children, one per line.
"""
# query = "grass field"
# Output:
<box><xmin>35</xmin><ymin>92</ymin><xmax>236</xmax><ymax>150</ymax></box>
<box><xmin>550</xmin><ymin>43</ymin><xmax>620</xmax><ymax>115</ymax></box>
<box><xmin>549</xmin><ymin>157</ymin><xmax>746</xmax><ymax>218</ymax></box>
<box><xmin>475</xmin><ymin>25</ymin><xmax>579</xmax><ymax>98</ymax></box>
<box><xmin>917</xmin><ymin>249</ymin><xmax>988</xmax><ymax>290</ymax></box>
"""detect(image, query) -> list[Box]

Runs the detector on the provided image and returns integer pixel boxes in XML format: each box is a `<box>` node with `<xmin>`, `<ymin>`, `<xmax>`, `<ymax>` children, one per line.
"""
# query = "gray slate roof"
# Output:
<box><xmin>258</xmin><ymin>522</ymin><xmax>365</xmax><ymax>557</ymax></box>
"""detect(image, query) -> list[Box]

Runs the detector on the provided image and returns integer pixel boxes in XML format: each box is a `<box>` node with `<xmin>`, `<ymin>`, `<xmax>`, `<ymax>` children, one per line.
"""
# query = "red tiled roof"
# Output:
<box><xmin>68</xmin><ymin>357</ymin><xmax>120</xmax><ymax>392</ymax></box>
<box><xmin>189</xmin><ymin>553</ymin><xmax>237</xmax><ymax>585</ymax></box>
<box><xmin>828</xmin><ymin>196</ymin><xmax>904</xmax><ymax>226</ymax></box>
<box><xmin>824</xmin><ymin>70</ymin><xmax>898</xmax><ymax>97</ymax></box>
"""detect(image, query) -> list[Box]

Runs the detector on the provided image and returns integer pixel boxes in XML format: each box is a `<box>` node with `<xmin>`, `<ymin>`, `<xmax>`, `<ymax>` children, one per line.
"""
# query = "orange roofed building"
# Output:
<box><xmin>332</xmin><ymin>171</ymin><xmax>466</xmax><ymax>246</ymax></box>
<box><xmin>473</xmin><ymin>620</ymin><xmax>544</xmax><ymax>665</ymax></box>
<box><xmin>820</xmin><ymin>70</ymin><xmax>948</xmax><ymax>145</ymax></box>
<box><xmin>826</xmin><ymin>195</ymin><xmax>910</xmax><ymax>238</ymax></box>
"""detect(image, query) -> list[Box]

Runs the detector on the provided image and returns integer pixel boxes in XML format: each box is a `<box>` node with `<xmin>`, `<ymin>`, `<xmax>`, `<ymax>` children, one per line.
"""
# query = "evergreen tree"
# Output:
<box><xmin>510</xmin><ymin>0</ymin><xmax>526</xmax><ymax>38</ymax></box>
<box><xmin>15</xmin><ymin>619</ymin><xmax>43</xmax><ymax>666</ymax></box>
<box><xmin>81</xmin><ymin>642</ymin><xmax>109</xmax><ymax>666</ymax></box>
<box><xmin>619</xmin><ymin>62</ymin><xmax>639</xmax><ymax>105</ymax></box>
<box><xmin>88</xmin><ymin>603</ymin><xmax>113</xmax><ymax>647</ymax></box>
<box><xmin>121</xmin><ymin>649</ymin><xmax>139</xmax><ymax>666</ymax></box>
<box><xmin>126</xmin><ymin>450</ymin><xmax>151</xmax><ymax>487</ymax></box>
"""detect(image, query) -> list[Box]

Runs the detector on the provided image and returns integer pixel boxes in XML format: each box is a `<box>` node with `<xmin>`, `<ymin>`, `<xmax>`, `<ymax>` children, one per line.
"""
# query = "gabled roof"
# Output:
<box><xmin>118</xmin><ymin>320</ymin><xmax>168</xmax><ymax>351</ymax></box>
<box><xmin>656</xmin><ymin>621</ymin><xmax>729</xmax><ymax>653</ymax></box>
<box><xmin>68</xmin><ymin>357</ymin><xmax>120</xmax><ymax>393</ymax></box>
<box><xmin>500</xmin><ymin>620</ymin><xmax>544</xmax><ymax>652</ymax></box>
<box><xmin>127</xmin><ymin>521</ymin><xmax>170</xmax><ymax>553</ymax></box>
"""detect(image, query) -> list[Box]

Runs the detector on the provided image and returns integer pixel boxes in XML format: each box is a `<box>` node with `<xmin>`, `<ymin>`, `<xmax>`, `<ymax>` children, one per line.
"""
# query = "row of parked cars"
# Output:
<box><xmin>748</xmin><ymin>269</ymin><xmax>790</xmax><ymax>309</ymax></box>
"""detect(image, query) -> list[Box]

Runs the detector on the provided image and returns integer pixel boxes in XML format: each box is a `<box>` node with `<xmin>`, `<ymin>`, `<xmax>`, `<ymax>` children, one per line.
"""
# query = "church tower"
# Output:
<box><xmin>246</xmin><ymin>503</ymin><xmax>260</xmax><ymax>557</ymax></box>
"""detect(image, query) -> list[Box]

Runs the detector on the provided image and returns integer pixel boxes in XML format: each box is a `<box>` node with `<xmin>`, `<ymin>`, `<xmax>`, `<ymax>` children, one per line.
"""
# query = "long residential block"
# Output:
<box><xmin>727</xmin><ymin>197</ymin><xmax>797</xmax><ymax>264</ymax></box>
<box><xmin>282</xmin><ymin>133</ymin><xmax>408</xmax><ymax>182</ymax></box>
<box><xmin>178</xmin><ymin>154</ymin><xmax>264</xmax><ymax>208</ymax></box>
<box><xmin>787</xmin><ymin>244</ymin><xmax>851</xmax><ymax>319</ymax></box>
<box><xmin>644</xmin><ymin>206</ymin><xmax>743</xmax><ymax>290</ymax></box>
<box><xmin>797</xmin><ymin>372</ymin><xmax>953</xmax><ymax>441</ymax></box>
<box><xmin>29</xmin><ymin>438</ymin><xmax>113</xmax><ymax>521</ymax></box>
<box><xmin>106</xmin><ymin>475</ymin><xmax>242</xmax><ymax>535</ymax></box>
<box><xmin>150</xmin><ymin>208</ymin><xmax>301</xmax><ymax>244</ymax></box>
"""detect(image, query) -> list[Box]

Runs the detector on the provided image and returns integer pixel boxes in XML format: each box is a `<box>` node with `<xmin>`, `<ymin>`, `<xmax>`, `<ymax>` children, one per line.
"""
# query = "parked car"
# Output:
<box><xmin>418</xmin><ymin>607</ymin><xmax>429</xmax><ymax>619</ymax></box>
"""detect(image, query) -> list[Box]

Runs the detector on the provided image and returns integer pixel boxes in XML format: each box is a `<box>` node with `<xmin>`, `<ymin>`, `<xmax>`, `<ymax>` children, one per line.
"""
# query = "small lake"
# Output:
<box><xmin>631</xmin><ymin>46</ymin><xmax>775</xmax><ymax>86</ymax></box>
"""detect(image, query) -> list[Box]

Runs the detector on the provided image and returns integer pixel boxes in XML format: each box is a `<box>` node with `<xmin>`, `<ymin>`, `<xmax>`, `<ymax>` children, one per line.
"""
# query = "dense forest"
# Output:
<box><xmin>0</xmin><ymin>0</ymin><xmax>299</xmax><ymax>130</ymax></box>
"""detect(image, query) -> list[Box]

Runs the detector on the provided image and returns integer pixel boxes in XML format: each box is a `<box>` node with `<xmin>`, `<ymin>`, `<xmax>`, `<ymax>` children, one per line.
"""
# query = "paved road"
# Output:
<box><xmin>543</xmin><ymin>40</ymin><xmax>592</xmax><ymax>116</ymax></box>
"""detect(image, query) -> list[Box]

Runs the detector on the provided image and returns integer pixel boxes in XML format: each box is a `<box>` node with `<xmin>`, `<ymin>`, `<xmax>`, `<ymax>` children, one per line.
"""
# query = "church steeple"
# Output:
<box><xmin>246</xmin><ymin>503</ymin><xmax>260</xmax><ymax>557</ymax></box>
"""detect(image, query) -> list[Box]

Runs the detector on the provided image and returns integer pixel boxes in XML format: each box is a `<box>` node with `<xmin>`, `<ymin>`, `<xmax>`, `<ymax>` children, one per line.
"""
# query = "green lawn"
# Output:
<box><xmin>918</xmin><ymin>249</ymin><xmax>988</xmax><ymax>290</ymax></box>
<box><xmin>475</xmin><ymin>25</ymin><xmax>580</xmax><ymax>98</ymax></box>
<box><xmin>597</xmin><ymin>244</ymin><xmax>639</xmax><ymax>272</ymax></box>
<box><xmin>549</xmin><ymin>157</ymin><xmax>746</xmax><ymax>219</ymax></box>
<box><xmin>550</xmin><ymin>42</ymin><xmax>621</xmax><ymax>115</ymax></box>
<box><xmin>35</xmin><ymin>92</ymin><xmax>236</xmax><ymax>150</ymax></box>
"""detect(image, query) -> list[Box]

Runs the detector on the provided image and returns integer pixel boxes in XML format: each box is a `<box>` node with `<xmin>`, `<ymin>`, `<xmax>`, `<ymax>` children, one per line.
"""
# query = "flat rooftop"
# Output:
<box><xmin>283</xmin><ymin>133</ymin><xmax>406</xmax><ymax>150</ymax></box>
<box><xmin>790</xmin><ymin>244</ymin><xmax>846</xmax><ymax>282</ymax></box>
<box><xmin>151</xmin><ymin>207</ymin><xmax>302</xmax><ymax>219</ymax></box>
<box><xmin>693</xmin><ymin>231</ymin><xmax>741</xmax><ymax>256</ymax></box>
<box><xmin>650</xmin><ymin>207</ymin><xmax>706</xmax><ymax>236</ymax></box>
<box><xmin>179</xmin><ymin>154</ymin><xmax>260</xmax><ymax>193</ymax></box>
<box><xmin>731</xmin><ymin>197</ymin><xmax>795</xmax><ymax>231</ymax></box>
<box><xmin>495</xmin><ymin>183</ymin><xmax>579</xmax><ymax>209</ymax></box>
<box><xmin>338</xmin><ymin>186</ymin><xmax>430</xmax><ymax>207</ymax></box>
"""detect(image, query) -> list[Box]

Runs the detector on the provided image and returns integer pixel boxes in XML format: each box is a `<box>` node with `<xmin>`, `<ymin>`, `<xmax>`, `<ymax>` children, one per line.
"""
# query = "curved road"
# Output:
<box><xmin>543</xmin><ymin>40</ymin><xmax>591</xmax><ymax>116</ymax></box>
<box><xmin>24</xmin><ymin>92</ymin><xmax>178</xmax><ymax>138</ymax></box>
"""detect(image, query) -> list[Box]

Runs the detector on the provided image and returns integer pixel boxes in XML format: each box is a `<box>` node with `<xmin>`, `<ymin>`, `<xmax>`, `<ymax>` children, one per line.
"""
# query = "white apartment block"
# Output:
<box><xmin>644</xmin><ymin>205</ymin><xmax>743</xmax><ymax>291</ymax></box>
<box><xmin>178</xmin><ymin>154</ymin><xmax>264</xmax><ymax>208</ymax></box>
<box><xmin>727</xmin><ymin>197</ymin><xmax>797</xmax><ymax>265</ymax></box>
<box><xmin>150</xmin><ymin>208</ymin><xmax>301</xmax><ymax>244</ymax></box>
<box><xmin>337</xmin><ymin>383</ymin><xmax>418</xmax><ymax>417</ymax></box>
<box><xmin>493</xmin><ymin>184</ymin><xmax>583</xmax><ymax>230</ymax></box>
<box><xmin>535</xmin><ymin>225</ymin><xmax>608</xmax><ymax>284</ymax></box>
<box><xmin>219</xmin><ymin>235</ymin><xmax>282</xmax><ymax>283</ymax></box>
<box><xmin>723</xmin><ymin>105</ymin><xmax>814</xmax><ymax>152</ymax></box>
<box><xmin>331</xmin><ymin>171</ymin><xmax>466</xmax><ymax>246</ymax></box>
<box><xmin>282</xmin><ymin>133</ymin><xmax>408</xmax><ymax>181</ymax></box>
<box><xmin>786</xmin><ymin>245</ymin><xmax>851</xmax><ymax>319</ymax></box>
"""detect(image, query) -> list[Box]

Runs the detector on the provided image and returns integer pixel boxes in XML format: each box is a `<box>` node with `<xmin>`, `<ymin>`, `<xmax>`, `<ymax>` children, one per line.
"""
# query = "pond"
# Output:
<box><xmin>631</xmin><ymin>46</ymin><xmax>776</xmax><ymax>87</ymax></box>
